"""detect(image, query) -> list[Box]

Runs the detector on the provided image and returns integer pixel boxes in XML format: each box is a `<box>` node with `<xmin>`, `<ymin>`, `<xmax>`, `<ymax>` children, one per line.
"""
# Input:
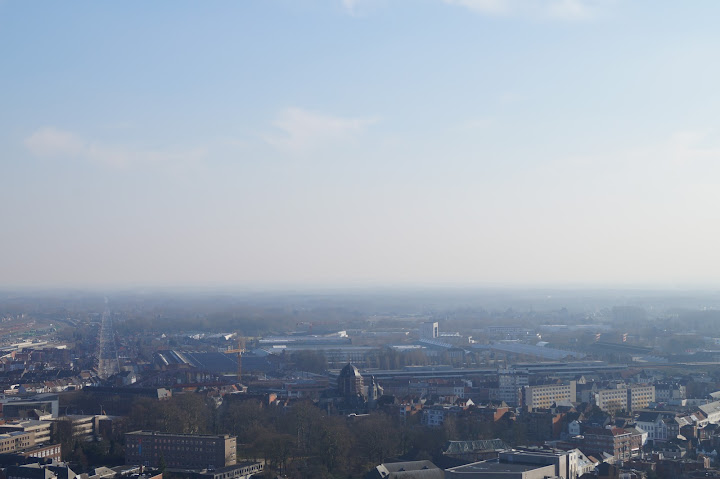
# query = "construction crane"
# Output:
<box><xmin>225</xmin><ymin>335</ymin><xmax>245</xmax><ymax>382</ymax></box>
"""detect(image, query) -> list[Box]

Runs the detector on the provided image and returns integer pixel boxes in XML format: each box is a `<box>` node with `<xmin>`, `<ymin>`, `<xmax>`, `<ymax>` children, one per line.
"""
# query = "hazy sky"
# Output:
<box><xmin>3</xmin><ymin>0</ymin><xmax>720</xmax><ymax>288</ymax></box>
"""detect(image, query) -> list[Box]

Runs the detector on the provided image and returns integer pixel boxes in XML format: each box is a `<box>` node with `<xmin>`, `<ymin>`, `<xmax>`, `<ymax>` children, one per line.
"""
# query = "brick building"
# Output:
<box><xmin>581</xmin><ymin>427</ymin><xmax>636</xmax><ymax>461</ymax></box>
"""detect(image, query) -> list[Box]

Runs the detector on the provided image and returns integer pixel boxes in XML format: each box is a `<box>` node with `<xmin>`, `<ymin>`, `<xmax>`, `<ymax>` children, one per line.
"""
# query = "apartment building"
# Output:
<box><xmin>581</xmin><ymin>428</ymin><xmax>639</xmax><ymax>461</ymax></box>
<box><xmin>655</xmin><ymin>382</ymin><xmax>686</xmax><ymax>402</ymax></box>
<box><xmin>0</xmin><ymin>420</ymin><xmax>51</xmax><ymax>444</ymax></box>
<box><xmin>635</xmin><ymin>412</ymin><xmax>673</xmax><ymax>442</ymax></box>
<box><xmin>492</xmin><ymin>370</ymin><xmax>529</xmax><ymax>406</ymax></box>
<box><xmin>594</xmin><ymin>385</ymin><xmax>655</xmax><ymax>413</ymax></box>
<box><xmin>0</xmin><ymin>431</ymin><xmax>35</xmax><ymax>454</ymax></box>
<box><xmin>421</xmin><ymin>405</ymin><xmax>462</xmax><ymax>427</ymax></box>
<box><xmin>16</xmin><ymin>443</ymin><xmax>62</xmax><ymax>462</ymax></box>
<box><xmin>522</xmin><ymin>382</ymin><xmax>576</xmax><ymax>410</ymax></box>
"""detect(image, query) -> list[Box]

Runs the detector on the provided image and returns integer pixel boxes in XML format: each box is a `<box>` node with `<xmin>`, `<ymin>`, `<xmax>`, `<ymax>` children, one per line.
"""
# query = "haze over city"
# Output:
<box><xmin>3</xmin><ymin>1</ymin><xmax>720</xmax><ymax>288</ymax></box>
<box><xmin>9</xmin><ymin>4</ymin><xmax>720</xmax><ymax>478</ymax></box>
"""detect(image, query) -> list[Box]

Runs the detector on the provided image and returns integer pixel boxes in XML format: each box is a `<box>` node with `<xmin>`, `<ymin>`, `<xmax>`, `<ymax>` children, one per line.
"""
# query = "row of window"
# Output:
<box><xmin>30</xmin><ymin>446</ymin><xmax>61</xmax><ymax>458</ymax></box>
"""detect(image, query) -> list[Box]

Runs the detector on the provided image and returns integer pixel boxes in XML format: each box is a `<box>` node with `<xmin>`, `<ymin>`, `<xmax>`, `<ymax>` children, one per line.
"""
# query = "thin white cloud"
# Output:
<box><xmin>25</xmin><ymin>127</ymin><xmax>86</xmax><ymax>158</ymax></box>
<box><xmin>340</xmin><ymin>0</ymin><xmax>388</xmax><ymax>15</ymax></box>
<box><xmin>546</xmin><ymin>0</ymin><xmax>594</xmax><ymax>20</ymax></box>
<box><xmin>442</xmin><ymin>0</ymin><xmax>509</xmax><ymax>15</ymax></box>
<box><xmin>25</xmin><ymin>127</ymin><xmax>205</xmax><ymax>167</ymax></box>
<box><xmin>342</xmin><ymin>0</ymin><xmax>361</xmax><ymax>14</ymax></box>
<box><xmin>264</xmin><ymin>108</ymin><xmax>377</xmax><ymax>154</ymax></box>
<box><xmin>442</xmin><ymin>0</ymin><xmax>600</xmax><ymax>20</ymax></box>
<box><xmin>343</xmin><ymin>0</ymin><xmax>605</xmax><ymax>20</ymax></box>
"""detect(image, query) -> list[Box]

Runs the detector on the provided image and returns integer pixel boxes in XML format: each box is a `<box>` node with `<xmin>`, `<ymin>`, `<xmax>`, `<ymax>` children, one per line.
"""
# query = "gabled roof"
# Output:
<box><xmin>699</xmin><ymin>401</ymin><xmax>720</xmax><ymax>416</ymax></box>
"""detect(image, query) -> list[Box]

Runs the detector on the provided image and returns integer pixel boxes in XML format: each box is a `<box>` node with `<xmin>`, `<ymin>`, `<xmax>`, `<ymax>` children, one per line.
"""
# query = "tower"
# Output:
<box><xmin>368</xmin><ymin>375</ymin><xmax>383</xmax><ymax>408</ymax></box>
<box><xmin>338</xmin><ymin>363</ymin><xmax>364</xmax><ymax>397</ymax></box>
<box><xmin>420</xmin><ymin>321</ymin><xmax>439</xmax><ymax>339</ymax></box>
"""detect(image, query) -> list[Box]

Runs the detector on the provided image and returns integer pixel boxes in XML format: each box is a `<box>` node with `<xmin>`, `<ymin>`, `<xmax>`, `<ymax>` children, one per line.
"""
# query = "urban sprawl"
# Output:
<box><xmin>1</xmin><ymin>293</ymin><xmax>720</xmax><ymax>479</ymax></box>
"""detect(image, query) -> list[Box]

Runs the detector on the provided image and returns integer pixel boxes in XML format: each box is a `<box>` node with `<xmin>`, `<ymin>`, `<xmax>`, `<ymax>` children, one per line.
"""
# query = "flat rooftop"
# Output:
<box><xmin>0</xmin><ymin>431</ymin><xmax>33</xmax><ymax>438</ymax></box>
<box><xmin>126</xmin><ymin>431</ymin><xmax>232</xmax><ymax>439</ymax></box>
<box><xmin>448</xmin><ymin>460</ymin><xmax>549</xmax><ymax>474</ymax></box>
<box><xmin>0</xmin><ymin>420</ymin><xmax>51</xmax><ymax>427</ymax></box>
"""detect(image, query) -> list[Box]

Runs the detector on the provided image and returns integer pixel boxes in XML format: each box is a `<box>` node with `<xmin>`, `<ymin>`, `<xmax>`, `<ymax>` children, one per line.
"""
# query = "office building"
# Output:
<box><xmin>0</xmin><ymin>394</ymin><xmax>59</xmax><ymax>419</ymax></box>
<box><xmin>125</xmin><ymin>431</ymin><xmax>236</xmax><ymax>470</ymax></box>
<box><xmin>445</xmin><ymin>447</ymin><xmax>593</xmax><ymax>479</ymax></box>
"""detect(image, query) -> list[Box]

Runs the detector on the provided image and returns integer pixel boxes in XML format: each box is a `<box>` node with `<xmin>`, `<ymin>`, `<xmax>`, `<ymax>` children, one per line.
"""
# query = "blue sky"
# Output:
<box><xmin>3</xmin><ymin>0</ymin><xmax>720</xmax><ymax>288</ymax></box>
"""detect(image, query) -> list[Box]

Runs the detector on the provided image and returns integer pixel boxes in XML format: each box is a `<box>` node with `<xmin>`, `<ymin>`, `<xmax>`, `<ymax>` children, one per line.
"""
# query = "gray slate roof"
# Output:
<box><xmin>443</xmin><ymin>439</ymin><xmax>508</xmax><ymax>455</ymax></box>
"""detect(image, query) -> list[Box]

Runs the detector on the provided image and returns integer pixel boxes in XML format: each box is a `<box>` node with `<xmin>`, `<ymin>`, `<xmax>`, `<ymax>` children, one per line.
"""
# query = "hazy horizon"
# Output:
<box><xmin>3</xmin><ymin>1</ymin><xmax>720</xmax><ymax>288</ymax></box>
<box><xmin>3</xmin><ymin>282</ymin><xmax>720</xmax><ymax>295</ymax></box>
